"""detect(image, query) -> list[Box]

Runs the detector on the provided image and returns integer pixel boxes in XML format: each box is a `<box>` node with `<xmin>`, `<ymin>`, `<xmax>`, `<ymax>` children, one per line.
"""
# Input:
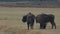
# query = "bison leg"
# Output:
<box><xmin>30</xmin><ymin>23</ymin><xmax>34</xmax><ymax>29</ymax></box>
<box><xmin>40</xmin><ymin>24</ymin><xmax>46</xmax><ymax>29</ymax></box>
<box><xmin>43</xmin><ymin>24</ymin><xmax>47</xmax><ymax>29</ymax></box>
<box><xmin>40</xmin><ymin>23</ymin><xmax>46</xmax><ymax>29</ymax></box>
<box><xmin>51</xmin><ymin>22</ymin><xmax>56</xmax><ymax>29</ymax></box>
<box><xmin>27</xmin><ymin>23</ymin><xmax>30</xmax><ymax>30</ymax></box>
<box><xmin>40</xmin><ymin>24</ymin><xmax>45</xmax><ymax>29</ymax></box>
<box><xmin>40</xmin><ymin>23</ymin><xmax>43</xmax><ymax>29</ymax></box>
<box><xmin>30</xmin><ymin>25</ymin><xmax>33</xmax><ymax>29</ymax></box>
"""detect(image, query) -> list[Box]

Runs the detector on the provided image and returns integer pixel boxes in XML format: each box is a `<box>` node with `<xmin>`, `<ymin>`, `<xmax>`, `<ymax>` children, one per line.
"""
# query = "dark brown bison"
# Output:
<box><xmin>36</xmin><ymin>13</ymin><xmax>56</xmax><ymax>29</ymax></box>
<box><xmin>22</xmin><ymin>12</ymin><xmax>35</xmax><ymax>30</ymax></box>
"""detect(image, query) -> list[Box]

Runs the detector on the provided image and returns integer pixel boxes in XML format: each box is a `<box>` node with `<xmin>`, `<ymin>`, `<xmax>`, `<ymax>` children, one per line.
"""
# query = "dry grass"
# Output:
<box><xmin>0</xmin><ymin>7</ymin><xmax>60</xmax><ymax>34</ymax></box>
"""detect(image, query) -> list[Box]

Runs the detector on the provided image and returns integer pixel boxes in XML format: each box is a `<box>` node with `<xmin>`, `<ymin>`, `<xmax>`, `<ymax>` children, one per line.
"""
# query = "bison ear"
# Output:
<box><xmin>22</xmin><ymin>15</ymin><xmax>27</xmax><ymax>22</ymax></box>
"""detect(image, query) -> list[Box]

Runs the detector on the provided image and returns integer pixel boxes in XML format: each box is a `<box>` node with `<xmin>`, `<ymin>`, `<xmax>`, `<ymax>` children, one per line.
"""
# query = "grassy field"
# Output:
<box><xmin>0</xmin><ymin>7</ymin><xmax>60</xmax><ymax>34</ymax></box>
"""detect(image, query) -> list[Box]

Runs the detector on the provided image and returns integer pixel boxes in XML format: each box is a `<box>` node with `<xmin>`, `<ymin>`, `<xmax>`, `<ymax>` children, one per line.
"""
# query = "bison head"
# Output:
<box><xmin>22</xmin><ymin>15</ymin><xmax>27</xmax><ymax>22</ymax></box>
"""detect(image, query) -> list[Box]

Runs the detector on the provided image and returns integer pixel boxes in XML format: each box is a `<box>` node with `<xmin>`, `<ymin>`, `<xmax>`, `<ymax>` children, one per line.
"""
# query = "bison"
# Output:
<box><xmin>22</xmin><ymin>12</ymin><xmax>35</xmax><ymax>30</ymax></box>
<box><xmin>36</xmin><ymin>13</ymin><xmax>56</xmax><ymax>29</ymax></box>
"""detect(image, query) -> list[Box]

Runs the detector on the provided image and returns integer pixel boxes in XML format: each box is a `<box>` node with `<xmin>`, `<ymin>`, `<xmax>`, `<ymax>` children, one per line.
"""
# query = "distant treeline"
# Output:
<box><xmin>0</xmin><ymin>0</ymin><xmax>57</xmax><ymax>2</ymax></box>
<box><xmin>0</xmin><ymin>0</ymin><xmax>16</xmax><ymax>2</ymax></box>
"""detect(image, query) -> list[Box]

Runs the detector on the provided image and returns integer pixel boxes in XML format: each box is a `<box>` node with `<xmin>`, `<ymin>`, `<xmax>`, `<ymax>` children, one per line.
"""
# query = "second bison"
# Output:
<box><xmin>36</xmin><ymin>13</ymin><xmax>56</xmax><ymax>29</ymax></box>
